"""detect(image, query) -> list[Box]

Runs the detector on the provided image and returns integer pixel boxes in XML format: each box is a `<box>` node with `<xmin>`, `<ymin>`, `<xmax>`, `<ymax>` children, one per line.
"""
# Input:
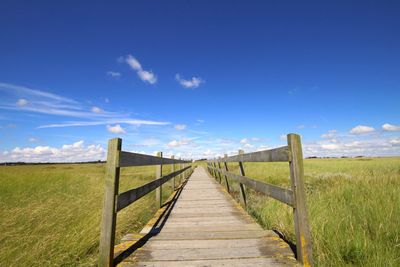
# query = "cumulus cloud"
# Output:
<box><xmin>107</xmin><ymin>124</ymin><xmax>126</xmax><ymax>134</ymax></box>
<box><xmin>167</xmin><ymin>139</ymin><xmax>194</xmax><ymax>148</ymax></box>
<box><xmin>16</xmin><ymin>98</ymin><xmax>28</xmax><ymax>107</ymax></box>
<box><xmin>321</xmin><ymin>129</ymin><xmax>338</xmax><ymax>139</ymax></box>
<box><xmin>174</xmin><ymin>124</ymin><xmax>187</xmax><ymax>130</ymax></box>
<box><xmin>125</xmin><ymin>55</ymin><xmax>157</xmax><ymax>84</ymax></box>
<box><xmin>350</xmin><ymin>125</ymin><xmax>375</xmax><ymax>134</ymax></box>
<box><xmin>240</xmin><ymin>138</ymin><xmax>249</xmax><ymax>144</ymax></box>
<box><xmin>382</xmin><ymin>123</ymin><xmax>400</xmax><ymax>132</ymax></box>
<box><xmin>175</xmin><ymin>74</ymin><xmax>204</xmax><ymax>89</ymax></box>
<box><xmin>107</xmin><ymin>71</ymin><xmax>121</xmax><ymax>79</ymax></box>
<box><xmin>91</xmin><ymin>106</ymin><xmax>103</xmax><ymax>113</ymax></box>
<box><xmin>0</xmin><ymin>140</ymin><xmax>105</xmax><ymax>163</ymax></box>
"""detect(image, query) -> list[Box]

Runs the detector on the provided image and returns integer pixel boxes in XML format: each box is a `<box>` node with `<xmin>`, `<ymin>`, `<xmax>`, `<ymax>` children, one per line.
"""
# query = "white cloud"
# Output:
<box><xmin>350</xmin><ymin>125</ymin><xmax>375</xmax><ymax>134</ymax></box>
<box><xmin>107</xmin><ymin>124</ymin><xmax>126</xmax><ymax>134</ymax></box>
<box><xmin>125</xmin><ymin>55</ymin><xmax>157</xmax><ymax>84</ymax></box>
<box><xmin>16</xmin><ymin>98</ymin><xmax>28</xmax><ymax>107</ymax></box>
<box><xmin>390</xmin><ymin>138</ymin><xmax>400</xmax><ymax>145</ymax></box>
<box><xmin>174</xmin><ymin>124</ymin><xmax>187</xmax><ymax>130</ymax></box>
<box><xmin>107</xmin><ymin>71</ymin><xmax>121</xmax><ymax>78</ymax></box>
<box><xmin>240</xmin><ymin>138</ymin><xmax>249</xmax><ymax>144</ymax></box>
<box><xmin>91</xmin><ymin>106</ymin><xmax>103</xmax><ymax>113</ymax></box>
<box><xmin>321</xmin><ymin>129</ymin><xmax>338</xmax><ymax>139</ymax></box>
<box><xmin>39</xmin><ymin>119</ymin><xmax>170</xmax><ymax>129</ymax></box>
<box><xmin>0</xmin><ymin>82</ymin><xmax>170</xmax><ymax>129</ymax></box>
<box><xmin>321</xmin><ymin>143</ymin><xmax>340</xmax><ymax>150</ymax></box>
<box><xmin>175</xmin><ymin>74</ymin><xmax>204</xmax><ymax>89</ymax></box>
<box><xmin>167</xmin><ymin>139</ymin><xmax>194</xmax><ymax>148</ymax></box>
<box><xmin>280</xmin><ymin>135</ymin><xmax>287</xmax><ymax>141</ymax></box>
<box><xmin>382</xmin><ymin>123</ymin><xmax>400</xmax><ymax>132</ymax></box>
<box><xmin>0</xmin><ymin>140</ymin><xmax>105</xmax><ymax>163</ymax></box>
<box><xmin>28</xmin><ymin>137</ymin><xmax>38</xmax><ymax>142</ymax></box>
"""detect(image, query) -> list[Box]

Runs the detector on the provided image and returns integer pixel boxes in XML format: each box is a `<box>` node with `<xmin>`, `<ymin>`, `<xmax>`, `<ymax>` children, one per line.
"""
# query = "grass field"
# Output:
<box><xmin>0</xmin><ymin>158</ymin><xmax>399</xmax><ymax>266</ymax></box>
<box><xmin>0</xmin><ymin>163</ymin><xmax>181</xmax><ymax>266</ymax></box>
<box><xmin>216</xmin><ymin>157</ymin><xmax>400</xmax><ymax>267</ymax></box>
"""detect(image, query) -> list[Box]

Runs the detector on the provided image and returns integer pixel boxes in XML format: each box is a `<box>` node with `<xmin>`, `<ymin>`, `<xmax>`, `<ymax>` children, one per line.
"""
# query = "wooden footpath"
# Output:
<box><xmin>119</xmin><ymin>167</ymin><xmax>297</xmax><ymax>266</ymax></box>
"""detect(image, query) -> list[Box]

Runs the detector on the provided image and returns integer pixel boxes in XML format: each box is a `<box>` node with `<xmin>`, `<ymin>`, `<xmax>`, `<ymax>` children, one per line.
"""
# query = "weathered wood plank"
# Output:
<box><xmin>209</xmin><ymin>166</ymin><xmax>294</xmax><ymax>206</ymax></box>
<box><xmin>117</xmin><ymin>166</ymin><xmax>191</xmax><ymax>211</ymax></box>
<box><xmin>99</xmin><ymin>138</ymin><xmax>121</xmax><ymax>267</ymax></box>
<box><xmin>119</xmin><ymin>151</ymin><xmax>189</xmax><ymax>167</ymax></box>
<box><xmin>213</xmin><ymin>146</ymin><xmax>289</xmax><ymax>163</ymax></box>
<box><xmin>287</xmin><ymin>133</ymin><xmax>313</xmax><ymax>266</ymax></box>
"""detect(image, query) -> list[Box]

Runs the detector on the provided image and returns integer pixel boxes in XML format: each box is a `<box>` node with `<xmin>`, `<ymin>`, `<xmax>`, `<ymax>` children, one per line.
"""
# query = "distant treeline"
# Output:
<box><xmin>1</xmin><ymin>160</ymin><xmax>105</xmax><ymax>166</ymax></box>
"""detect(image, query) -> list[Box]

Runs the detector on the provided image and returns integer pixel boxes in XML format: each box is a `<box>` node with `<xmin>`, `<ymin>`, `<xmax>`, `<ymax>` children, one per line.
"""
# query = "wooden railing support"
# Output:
<box><xmin>223</xmin><ymin>154</ymin><xmax>231</xmax><ymax>193</ymax></box>
<box><xmin>237</xmin><ymin>149</ymin><xmax>247</xmax><ymax>208</ymax></box>
<box><xmin>171</xmin><ymin>155</ymin><xmax>175</xmax><ymax>190</ymax></box>
<box><xmin>155</xmin><ymin>152</ymin><xmax>163</xmax><ymax>209</ymax></box>
<box><xmin>287</xmin><ymin>133</ymin><xmax>313</xmax><ymax>267</ymax></box>
<box><xmin>99</xmin><ymin>138</ymin><xmax>121</xmax><ymax>267</ymax></box>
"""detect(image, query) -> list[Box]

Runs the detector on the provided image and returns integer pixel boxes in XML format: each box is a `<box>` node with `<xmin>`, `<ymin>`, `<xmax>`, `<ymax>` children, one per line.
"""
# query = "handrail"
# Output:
<box><xmin>117</xmin><ymin>166</ymin><xmax>191</xmax><ymax>211</ymax></box>
<box><xmin>206</xmin><ymin>133</ymin><xmax>313</xmax><ymax>267</ymax></box>
<box><xmin>207</xmin><ymin>165</ymin><xmax>293</xmax><ymax>206</ymax></box>
<box><xmin>120</xmin><ymin>151</ymin><xmax>190</xmax><ymax>167</ymax></box>
<box><xmin>98</xmin><ymin>138</ymin><xmax>193</xmax><ymax>267</ymax></box>
<box><xmin>215</xmin><ymin>146</ymin><xmax>289</xmax><ymax>162</ymax></box>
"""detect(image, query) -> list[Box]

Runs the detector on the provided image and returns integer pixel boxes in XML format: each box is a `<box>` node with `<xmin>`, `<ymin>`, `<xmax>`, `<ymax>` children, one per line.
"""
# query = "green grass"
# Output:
<box><xmin>1</xmin><ymin>158</ymin><xmax>399</xmax><ymax>266</ymax></box>
<box><xmin>213</xmin><ymin>157</ymin><xmax>400</xmax><ymax>266</ymax></box>
<box><xmin>0</xmin><ymin>163</ymin><xmax>181</xmax><ymax>266</ymax></box>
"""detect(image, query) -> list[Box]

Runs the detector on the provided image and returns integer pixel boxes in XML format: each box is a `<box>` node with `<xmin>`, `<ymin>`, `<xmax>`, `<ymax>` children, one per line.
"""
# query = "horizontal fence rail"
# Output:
<box><xmin>99</xmin><ymin>138</ymin><xmax>192</xmax><ymax>267</ymax></box>
<box><xmin>207</xmin><ymin>166</ymin><xmax>293</xmax><ymax>206</ymax></box>
<box><xmin>117</xmin><ymin>166</ymin><xmax>191</xmax><ymax>211</ymax></box>
<box><xmin>215</xmin><ymin>146</ymin><xmax>289</xmax><ymax>163</ymax></box>
<box><xmin>207</xmin><ymin>133</ymin><xmax>313</xmax><ymax>267</ymax></box>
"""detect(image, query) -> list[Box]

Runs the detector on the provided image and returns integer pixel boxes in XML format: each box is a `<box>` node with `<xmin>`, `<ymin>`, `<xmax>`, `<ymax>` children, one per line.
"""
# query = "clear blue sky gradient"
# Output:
<box><xmin>0</xmin><ymin>0</ymin><xmax>399</xmax><ymax>160</ymax></box>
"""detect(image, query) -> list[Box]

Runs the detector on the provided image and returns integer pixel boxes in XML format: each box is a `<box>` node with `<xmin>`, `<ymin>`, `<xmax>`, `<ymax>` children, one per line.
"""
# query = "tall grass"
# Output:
<box><xmin>217</xmin><ymin>157</ymin><xmax>400</xmax><ymax>266</ymax></box>
<box><xmin>0</xmin><ymin>163</ymin><xmax>178</xmax><ymax>266</ymax></box>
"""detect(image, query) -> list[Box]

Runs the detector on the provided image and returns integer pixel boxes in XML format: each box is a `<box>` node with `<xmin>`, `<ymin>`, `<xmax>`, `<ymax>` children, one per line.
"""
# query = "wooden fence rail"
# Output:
<box><xmin>98</xmin><ymin>138</ymin><xmax>192</xmax><ymax>267</ymax></box>
<box><xmin>206</xmin><ymin>133</ymin><xmax>313</xmax><ymax>267</ymax></box>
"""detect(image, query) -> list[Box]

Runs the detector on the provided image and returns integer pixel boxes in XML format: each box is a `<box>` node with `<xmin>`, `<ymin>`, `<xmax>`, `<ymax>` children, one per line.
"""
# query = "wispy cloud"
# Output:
<box><xmin>174</xmin><ymin>124</ymin><xmax>186</xmax><ymax>130</ymax></box>
<box><xmin>125</xmin><ymin>55</ymin><xmax>157</xmax><ymax>84</ymax></box>
<box><xmin>0</xmin><ymin>82</ymin><xmax>170</xmax><ymax>129</ymax></box>
<box><xmin>107</xmin><ymin>71</ymin><xmax>121</xmax><ymax>79</ymax></box>
<box><xmin>38</xmin><ymin>119</ymin><xmax>170</xmax><ymax>128</ymax></box>
<box><xmin>175</xmin><ymin>74</ymin><xmax>204</xmax><ymax>89</ymax></box>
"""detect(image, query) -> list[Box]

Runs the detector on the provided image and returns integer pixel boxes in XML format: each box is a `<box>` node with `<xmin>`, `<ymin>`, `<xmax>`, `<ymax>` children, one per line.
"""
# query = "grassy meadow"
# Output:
<box><xmin>213</xmin><ymin>157</ymin><xmax>400</xmax><ymax>266</ymax></box>
<box><xmin>0</xmin><ymin>163</ymin><xmax>181</xmax><ymax>266</ymax></box>
<box><xmin>0</xmin><ymin>158</ymin><xmax>399</xmax><ymax>266</ymax></box>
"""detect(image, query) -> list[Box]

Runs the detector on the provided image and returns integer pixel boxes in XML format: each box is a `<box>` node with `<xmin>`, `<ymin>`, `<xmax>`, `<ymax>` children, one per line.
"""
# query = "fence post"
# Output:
<box><xmin>237</xmin><ymin>149</ymin><xmax>247</xmax><ymax>208</ymax></box>
<box><xmin>223</xmin><ymin>154</ymin><xmax>231</xmax><ymax>193</ymax></box>
<box><xmin>99</xmin><ymin>138</ymin><xmax>121</xmax><ymax>267</ymax></box>
<box><xmin>171</xmin><ymin>155</ymin><xmax>175</xmax><ymax>190</ymax></box>
<box><xmin>156</xmin><ymin>152</ymin><xmax>163</xmax><ymax>209</ymax></box>
<box><xmin>287</xmin><ymin>134</ymin><xmax>313</xmax><ymax>267</ymax></box>
<box><xmin>217</xmin><ymin>158</ymin><xmax>223</xmax><ymax>183</ymax></box>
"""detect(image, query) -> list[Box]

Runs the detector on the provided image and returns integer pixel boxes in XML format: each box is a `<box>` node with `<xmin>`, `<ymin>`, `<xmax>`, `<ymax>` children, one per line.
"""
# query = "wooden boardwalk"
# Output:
<box><xmin>119</xmin><ymin>167</ymin><xmax>297</xmax><ymax>266</ymax></box>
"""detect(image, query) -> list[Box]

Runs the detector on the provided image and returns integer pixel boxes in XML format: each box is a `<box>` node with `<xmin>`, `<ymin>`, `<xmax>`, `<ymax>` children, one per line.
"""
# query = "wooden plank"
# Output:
<box><xmin>117</xmin><ymin>166</ymin><xmax>191</xmax><ymax>211</ymax></box>
<box><xmin>223</xmin><ymin>154</ymin><xmax>231</xmax><ymax>193</ymax></box>
<box><xmin>98</xmin><ymin>138</ymin><xmax>121</xmax><ymax>267</ymax></box>
<box><xmin>208</xmin><ymin>166</ymin><xmax>294</xmax><ymax>206</ymax></box>
<box><xmin>128</xmin><ymin>257</ymin><xmax>295</xmax><ymax>267</ymax></box>
<box><xmin>213</xmin><ymin>146</ymin><xmax>289</xmax><ymax>163</ymax></box>
<box><xmin>238</xmin><ymin>149</ymin><xmax>247</xmax><ymax>207</ymax></box>
<box><xmin>287</xmin><ymin>133</ymin><xmax>313</xmax><ymax>266</ymax></box>
<box><xmin>119</xmin><ymin>151</ymin><xmax>189</xmax><ymax>167</ymax></box>
<box><xmin>155</xmin><ymin>152</ymin><xmax>162</xmax><ymax>209</ymax></box>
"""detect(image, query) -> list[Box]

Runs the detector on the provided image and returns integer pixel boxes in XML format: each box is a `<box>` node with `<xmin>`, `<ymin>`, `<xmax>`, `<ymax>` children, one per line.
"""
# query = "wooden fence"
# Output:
<box><xmin>207</xmin><ymin>133</ymin><xmax>313</xmax><ymax>266</ymax></box>
<box><xmin>98</xmin><ymin>138</ymin><xmax>192</xmax><ymax>267</ymax></box>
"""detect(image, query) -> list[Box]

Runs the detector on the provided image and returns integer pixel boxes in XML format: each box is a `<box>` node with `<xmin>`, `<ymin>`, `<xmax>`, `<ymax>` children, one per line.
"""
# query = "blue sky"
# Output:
<box><xmin>0</xmin><ymin>0</ymin><xmax>399</xmax><ymax>162</ymax></box>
